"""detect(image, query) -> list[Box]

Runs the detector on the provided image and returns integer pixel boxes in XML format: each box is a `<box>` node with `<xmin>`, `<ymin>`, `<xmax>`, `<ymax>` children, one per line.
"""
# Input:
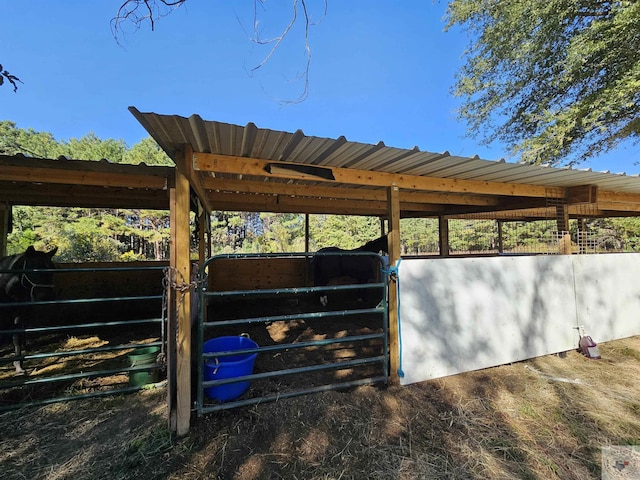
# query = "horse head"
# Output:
<box><xmin>4</xmin><ymin>246</ymin><xmax>58</xmax><ymax>302</ymax></box>
<box><xmin>358</xmin><ymin>235</ymin><xmax>388</xmax><ymax>254</ymax></box>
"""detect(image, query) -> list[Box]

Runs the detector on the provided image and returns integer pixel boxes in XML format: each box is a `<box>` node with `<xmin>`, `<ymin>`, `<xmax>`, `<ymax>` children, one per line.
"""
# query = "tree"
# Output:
<box><xmin>0</xmin><ymin>121</ymin><xmax>63</xmax><ymax>157</ymax></box>
<box><xmin>112</xmin><ymin>0</ymin><xmax>326</xmax><ymax>103</ymax></box>
<box><xmin>0</xmin><ymin>64</ymin><xmax>21</xmax><ymax>92</ymax></box>
<box><xmin>446</xmin><ymin>1</ymin><xmax>640</xmax><ymax>166</ymax></box>
<box><xmin>123</xmin><ymin>136</ymin><xmax>173</xmax><ymax>165</ymax></box>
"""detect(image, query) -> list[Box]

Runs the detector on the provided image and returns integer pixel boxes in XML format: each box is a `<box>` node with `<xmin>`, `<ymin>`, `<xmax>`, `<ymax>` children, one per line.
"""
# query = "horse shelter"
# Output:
<box><xmin>2</xmin><ymin>107</ymin><xmax>640</xmax><ymax>435</ymax></box>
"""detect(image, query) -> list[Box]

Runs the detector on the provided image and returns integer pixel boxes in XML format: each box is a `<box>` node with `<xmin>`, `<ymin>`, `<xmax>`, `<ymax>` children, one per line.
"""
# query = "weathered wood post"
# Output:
<box><xmin>387</xmin><ymin>185</ymin><xmax>401</xmax><ymax>382</ymax></box>
<box><xmin>169</xmin><ymin>147</ymin><xmax>193</xmax><ymax>436</ymax></box>
<box><xmin>438</xmin><ymin>215</ymin><xmax>449</xmax><ymax>257</ymax></box>
<box><xmin>0</xmin><ymin>202</ymin><xmax>10</xmax><ymax>258</ymax></box>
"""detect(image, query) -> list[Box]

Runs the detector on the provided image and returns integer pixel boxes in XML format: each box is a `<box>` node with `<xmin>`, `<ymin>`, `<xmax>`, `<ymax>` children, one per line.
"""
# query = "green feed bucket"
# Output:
<box><xmin>204</xmin><ymin>336</ymin><xmax>258</xmax><ymax>402</ymax></box>
<box><xmin>128</xmin><ymin>346</ymin><xmax>160</xmax><ymax>386</ymax></box>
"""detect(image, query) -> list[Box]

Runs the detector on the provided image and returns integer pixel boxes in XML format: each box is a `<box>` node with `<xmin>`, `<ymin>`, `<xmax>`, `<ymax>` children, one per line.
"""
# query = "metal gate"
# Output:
<box><xmin>196</xmin><ymin>252</ymin><xmax>389</xmax><ymax>415</ymax></box>
<box><xmin>0</xmin><ymin>264</ymin><xmax>165</xmax><ymax>411</ymax></box>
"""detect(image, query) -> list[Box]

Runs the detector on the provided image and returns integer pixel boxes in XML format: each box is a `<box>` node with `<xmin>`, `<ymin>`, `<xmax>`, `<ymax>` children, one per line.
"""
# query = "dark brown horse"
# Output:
<box><xmin>312</xmin><ymin>235</ymin><xmax>388</xmax><ymax>306</ymax></box>
<box><xmin>0</xmin><ymin>246</ymin><xmax>57</xmax><ymax>374</ymax></box>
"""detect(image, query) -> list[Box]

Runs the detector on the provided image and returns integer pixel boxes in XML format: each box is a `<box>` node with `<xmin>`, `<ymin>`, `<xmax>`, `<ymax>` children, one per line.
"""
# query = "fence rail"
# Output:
<box><xmin>0</xmin><ymin>264</ymin><xmax>166</xmax><ymax>411</ymax></box>
<box><xmin>196</xmin><ymin>252</ymin><xmax>389</xmax><ymax>416</ymax></box>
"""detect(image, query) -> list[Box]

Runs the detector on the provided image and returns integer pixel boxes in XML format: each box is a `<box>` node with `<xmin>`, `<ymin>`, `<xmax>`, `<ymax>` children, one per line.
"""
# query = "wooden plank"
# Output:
<box><xmin>0</xmin><ymin>202</ymin><xmax>9</xmax><ymax>257</ymax></box>
<box><xmin>0</xmin><ymin>164</ymin><xmax>169</xmax><ymax>189</ymax></box>
<box><xmin>174</xmin><ymin>167</ymin><xmax>192</xmax><ymax>436</ymax></box>
<box><xmin>202</xmin><ymin>177</ymin><xmax>499</xmax><ymax>206</ymax></box>
<box><xmin>0</xmin><ymin>182</ymin><xmax>170</xmax><ymax>210</ymax></box>
<box><xmin>598</xmin><ymin>190</ymin><xmax>640</xmax><ymax>204</ymax></box>
<box><xmin>206</xmin><ymin>191</ymin><xmax>444</xmax><ymax>216</ymax></box>
<box><xmin>439</xmin><ymin>216</ymin><xmax>449</xmax><ymax>257</ymax></box>
<box><xmin>167</xmin><ymin>188</ymin><xmax>177</xmax><ymax>432</ymax></box>
<box><xmin>387</xmin><ymin>186</ymin><xmax>401</xmax><ymax>383</ymax></box>
<box><xmin>566</xmin><ymin>185</ymin><xmax>598</xmax><ymax>204</ymax></box>
<box><xmin>209</xmin><ymin>257</ymin><xmax>309</xmax><ymax>291</ymax></box>
<box><xmin>193</xmin><ymin>153</ymin><xmax>560</xmax><ymax>198</ymax></box>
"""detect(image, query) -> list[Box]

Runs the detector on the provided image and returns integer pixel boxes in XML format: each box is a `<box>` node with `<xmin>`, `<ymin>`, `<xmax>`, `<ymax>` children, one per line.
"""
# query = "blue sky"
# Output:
<box><xmin>1</xmin><ymin>1</ymin><xmax>638</xmax><ymax>173</ymax></box>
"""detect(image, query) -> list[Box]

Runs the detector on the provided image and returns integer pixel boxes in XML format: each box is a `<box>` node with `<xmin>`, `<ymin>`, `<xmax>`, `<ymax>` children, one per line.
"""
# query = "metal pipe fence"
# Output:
<box><xmin>196</xmin><ymin>252</ymin><xmax>389</xmax><ymax>415</ymax></box>
<box><xmin>0</xmin><ymin>264</ymin><xmax>166</xmax><ymax>411</ymax></box>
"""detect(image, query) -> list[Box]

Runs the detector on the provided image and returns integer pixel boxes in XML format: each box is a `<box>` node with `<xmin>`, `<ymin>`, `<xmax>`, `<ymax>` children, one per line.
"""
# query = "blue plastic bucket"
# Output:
<box><xmin>203</xmin><ymin>335</ymin><xmax>258</xmax><ymax>402</ymax></box>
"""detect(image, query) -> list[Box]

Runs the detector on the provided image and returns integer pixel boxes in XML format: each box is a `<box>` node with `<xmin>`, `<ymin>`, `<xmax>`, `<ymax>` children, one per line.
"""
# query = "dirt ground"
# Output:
<box><xmin>1</xmin><ymin>334</ymin><xmax>640</xmax><ymax>479</ymax></box>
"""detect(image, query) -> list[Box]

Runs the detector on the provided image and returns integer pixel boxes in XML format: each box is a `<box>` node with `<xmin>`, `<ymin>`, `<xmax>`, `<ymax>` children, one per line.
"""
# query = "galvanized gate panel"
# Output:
<box><xmin>0</xmin><ymin>264</ymin><xmax>166</xmax><ymax>411</ymax></box>
<box><xmin>196</xmin><ymin>252</ymin><xmax>389</xmax><ymax>415</ymax></box>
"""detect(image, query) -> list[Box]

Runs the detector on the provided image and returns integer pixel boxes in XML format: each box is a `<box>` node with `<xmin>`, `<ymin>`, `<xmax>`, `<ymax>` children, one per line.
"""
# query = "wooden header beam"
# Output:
<box><xmin>202</xmin><ymin>177</ymin><xmax>499</xmax><ymax>207</ymax></box>
<box><xmin>192</xmin><ymin>153</ymin><xmax>561</xmax><ymax>199</ymax></box>
<box><xmin>1</xmin><ymin>164</ymin><xmax>171</xmax><ymax>190</ymax></box>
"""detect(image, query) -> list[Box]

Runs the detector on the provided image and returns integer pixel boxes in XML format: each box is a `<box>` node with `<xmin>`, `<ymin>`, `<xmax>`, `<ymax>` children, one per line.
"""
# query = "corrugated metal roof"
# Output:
<box><xmin>129</xmin><ymin>107</ymin><xmax>640</xmax><ymax>195</ymax></box>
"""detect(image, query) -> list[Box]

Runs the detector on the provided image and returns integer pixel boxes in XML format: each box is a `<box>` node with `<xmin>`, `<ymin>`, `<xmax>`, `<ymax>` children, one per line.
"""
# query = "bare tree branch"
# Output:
<box><xmin>112</xmin><ymin>0</ymin><xmax>326</xmax><ymax>103</ymax></box>
<box><xmin>247</xmin><ymin>0</ymin><xmax>326</xmax><ymax>103</ymax></box>
<box><xmin>0</xmin><ymin>64</ymin><xmax>22</xmax><ymax>92</ymax></box>
<box><xmin>111</xmin><ymin>0</ymin><xmax>187</xmax><ymax>45</ymax></box>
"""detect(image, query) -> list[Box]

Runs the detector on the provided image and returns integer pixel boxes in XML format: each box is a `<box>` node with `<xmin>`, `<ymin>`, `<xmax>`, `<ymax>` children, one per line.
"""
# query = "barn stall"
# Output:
<box><xmin>0</xmin><ymin>158</ymin><xmax>172</xmax><ymax>411</ymax></box>
<box><xmin>3</xmin><ymin>108</ymin><xmax>640</xmax><ymax>435</ymax></box>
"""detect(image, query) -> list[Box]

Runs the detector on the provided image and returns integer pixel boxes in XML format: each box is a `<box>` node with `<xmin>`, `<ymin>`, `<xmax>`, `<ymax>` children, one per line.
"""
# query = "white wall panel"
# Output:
<box><xmin>573</xmin><ymin>254</ymin><xmax>640</xmax><ymax>343</ymax></box>
<box><xmin>396</xmin><ymin>255</ymin><xmax>626</xmax><ymax>386</ymax></box>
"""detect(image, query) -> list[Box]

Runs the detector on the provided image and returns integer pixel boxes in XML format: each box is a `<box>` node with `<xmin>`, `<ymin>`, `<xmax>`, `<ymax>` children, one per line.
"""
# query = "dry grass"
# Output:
<box><xmin>1</xmin><ymin>336</ymin><xmax>640</xmax><ymax>479</ymax></box>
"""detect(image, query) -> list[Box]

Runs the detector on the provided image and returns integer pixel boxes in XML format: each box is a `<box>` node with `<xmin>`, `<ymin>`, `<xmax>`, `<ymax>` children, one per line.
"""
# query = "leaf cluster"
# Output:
<box><xmin>447</xmin><ymin>0</ymin><xmax>640</xmax><ymax>165</ymax></box>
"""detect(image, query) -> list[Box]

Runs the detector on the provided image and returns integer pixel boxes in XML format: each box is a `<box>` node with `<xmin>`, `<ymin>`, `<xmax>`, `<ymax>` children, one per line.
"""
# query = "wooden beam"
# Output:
<box><xmin>167</xmin><ymin>188</ymin><xmax>178</xmax><ymax>432</ymax></box>
<box><xmin>386</xmin><ymin>186</ymin><xmax>401</xmax><ymax>384</ymax></box>
<box><xmin>192</xmin><ymin>153</ymin><xmax>560</xmax><ymax>198</ymax></box>
<box><xmin>172</xmin><ymin>168</ymin><xmax>192</xmax><ymax>436</ymax></box>
<box><xmin>206</xmin><ymin>191</ymin><xmax>444</xmax><ymax>216</ymax></box>
<box><xmin>0</xmin><ymin>182</ymin><xmax>170</xmax><ymax>210</ymax></box>
<box><xmin>0</xmin><ymin>202</ymin><xmax>9</xmax><ymax>257</ymax></box>
<box><xmin>598</xmin><ymin>190</ymin><xmax>640</xmax><ymax>205</ymax></box>
<box><xmin>202</xmin><ymin>177</ymin><xmax>499</xmax><ymax>207</ymax></box>
<box><xmin>177</xmin><ymin>145</ymin><xmax>211</xmax><ymax>213</ymax></box>
<box><xmin>439</xmin><ymin>216</ymin><xmax>449</xmax><ymax>257</ymax></box>
<box><xmin>0</xmin><ymin>164</ymin><xmax>170</xmax><ymax>190</ymax></box>
<box><xmin>566</xmin><ymin>185</ymin><xmax>598</xmax><ymax>204</ymax></box>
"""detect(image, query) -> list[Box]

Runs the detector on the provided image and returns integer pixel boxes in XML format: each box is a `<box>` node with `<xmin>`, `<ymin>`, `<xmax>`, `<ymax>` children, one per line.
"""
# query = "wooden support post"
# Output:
<box><xmin>0</xmin><ymin>202</ymin><xmax>10</xmax><ymax>258</ymax></box>
<box><xmin>167</xmin><ymin>188</ymin><xmax>177</xmax><ymax>432</ymax></box>
<box><xmin>172</xmin><ymin>159</ymin><xmax>192</xmax><ymax>436</ymax></box>
<box><xmin>438</xmin><ymin>216</ymin><xmax>449</xmax><ymax>257</ymax></box>
<box><xmin>556</xmin><ymin>204</ymin><xmax>570</xmax><ymax>233</ymax></box>
<box><xmin>578</xmin><ymin>218</ymin><xmax>587</xmax><ymax>254</ymax></box>
<box><xmin>305</xmin><ymin>214</ymin><xmax>310</xmax><ymax>253</ymax></box>
<box><xmin>198</xmin><ymin>209</ymin><xmax>207</xmax><ymax>265</ymax></box>
<box><xmin>497</xmin><ymin>221</ymin><xmax>504</xmax><ymax>254</ymax></box>
<box><xmin>387</xmin><ymin>186</ymin><xmax>401</xmax><ymax>383</ymax></box>
<box><xmin>556</xmin><ymin>205</ymin><xmax>572</xmax><ymax>255</ymax></box>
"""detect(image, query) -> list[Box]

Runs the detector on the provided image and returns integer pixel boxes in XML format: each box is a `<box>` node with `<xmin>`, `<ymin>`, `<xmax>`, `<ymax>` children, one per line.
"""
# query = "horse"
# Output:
<box><xmin>312</xmin><ymin>235</ymin><xmax>388</xmax><ymax>306</ymax></box>
<box><xmin>0</xmin><ymin>246</ymin><xmax>57</xmax><ymax>374</ymax></box>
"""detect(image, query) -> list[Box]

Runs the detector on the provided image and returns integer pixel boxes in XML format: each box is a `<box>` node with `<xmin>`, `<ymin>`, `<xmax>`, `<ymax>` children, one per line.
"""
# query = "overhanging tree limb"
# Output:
<box><xmin>0</xmin><ymin>64</ymin><xmax>22</xmax><ymax>92</ymax></box>
<box><xmin>446</xmin><ymin>0</ymin><xmax>640</xmax><ymax>166</ymax></box>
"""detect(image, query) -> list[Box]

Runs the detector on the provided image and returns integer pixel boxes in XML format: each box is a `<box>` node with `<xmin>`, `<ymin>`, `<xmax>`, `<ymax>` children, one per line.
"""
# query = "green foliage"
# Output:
<box><xmin>309</xmin><ymin>215</ymin><xmax>381</xmax><ymax>250</ymax></box>
<box><xmin>0</xmin><ymin>120</ymin><xmax>63</xmax><ymax>157</ymax></box>
<box><xmin>61</xmin><ymin>133</ymin><xmax>127</xmax><ymax>162</ymax></box>
<box><xmin>123</xmin><ymin>137</ymin><xmax>173</xmax><ymax>166</ymax></box>
<box><xmin>400</xmin><ymin>218</ymin><xmax>439</xmax><ymax>254</ymax></box>
<box><xmin>446</xmin><ymin>0</ymin><xmax>640</xmax><ymax>165</ymax></box>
